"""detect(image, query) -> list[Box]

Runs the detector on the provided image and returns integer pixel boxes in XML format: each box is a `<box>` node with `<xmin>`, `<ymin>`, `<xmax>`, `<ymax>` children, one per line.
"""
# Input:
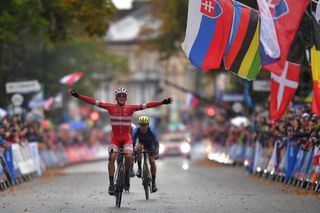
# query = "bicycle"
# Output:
<box><xmin>141</xmin><ymin>150</ymin><xmax>153</xmax><ymax>200</ymax></box>
<box><xmin>112</xmin><ymin>148</ymin><xmax>128</xmax><ymax>208</ymax></box>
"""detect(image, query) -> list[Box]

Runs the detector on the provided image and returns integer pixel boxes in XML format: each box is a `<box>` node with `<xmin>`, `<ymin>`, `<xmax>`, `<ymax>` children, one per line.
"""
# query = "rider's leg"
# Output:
<box><xmin>107</xmin><ymin>152</ymin><xmax>118</xmax><ymax>195</ymax></box>
<box><xmin>108</xmin><ymin>152</ymin><xmax>118</xmax><ymax>184</ymax></box>
<box><xmin>135</xmin><ymin>143</ymin><xmax>144</xmax><ymax>177</ymax></box>
<box><xmin>107</xmin><ymin>143</ymin><xmax>119</xmax><ymax>195</ymax></box>
<box><xmin>149</xmin><ymin>155</ymin><xmax>158</xmax><ymax>192</ymax></box>
<box><xmin>149</xmin><ymin>155</ymin><xmax>157</xmax><ymax>181</ymax></box>
<box><xmin>124</xmin><ymin>144</ymin><xmax>133</xmax><ymax>189</ymax></box>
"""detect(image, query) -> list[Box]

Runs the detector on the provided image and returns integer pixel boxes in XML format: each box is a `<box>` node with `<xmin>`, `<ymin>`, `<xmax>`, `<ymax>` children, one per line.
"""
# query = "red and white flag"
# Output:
<box><xmin>44</xmin><ymin>97</ymin><xmax>54</xmax><ymax>111</ymax></box>
<box><xmin>59</xmin><ymin>72</ymin><xmax>83</xmax><ymax>86</ymax></box>
<box><xmin>270</xmin><ymin>61</ymin><xmax>300</xmax><ymax>123</ymax></box>
<box><xmin>261</xmin><ymin>0</ymin><xmax>309</xmax><ymax>75</ymax></box>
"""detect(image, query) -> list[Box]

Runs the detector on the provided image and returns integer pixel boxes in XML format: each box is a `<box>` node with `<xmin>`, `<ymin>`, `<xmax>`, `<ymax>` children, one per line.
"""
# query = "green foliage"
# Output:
<box><xmin>149</xmin><ymin>0</ymin><xmax>188</xmax><ymax>59</ymax></box>
<box><xmin>0</xmin><ymin>0</ymin><xmax>115</xmax><ymax>44</ymax></box>
<box><xmin>0</xmin><ymin>37</ymin><xmax>128</xmax><ymax>103</ymax></box>
<box><xmin>0</xmin><ymin>0</ymin><xmax>120</xmax><ymax>107</ymax></box>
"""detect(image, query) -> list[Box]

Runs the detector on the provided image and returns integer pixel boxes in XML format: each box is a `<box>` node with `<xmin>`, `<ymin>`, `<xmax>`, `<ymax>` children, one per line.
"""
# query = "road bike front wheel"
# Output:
<box><xmin>115</xmin><ymin>188</ymin><xmax>122</xmax><ymax>208</ymax></box>
<box><xmin>144</xmin><ymin>183</ymin><xmax>149</xmax><ymax>200</ymax></box>
<box><xmin>115</xmin><ymin>168</ymin><xmax>124</xmax><ymax>207</ymax></box>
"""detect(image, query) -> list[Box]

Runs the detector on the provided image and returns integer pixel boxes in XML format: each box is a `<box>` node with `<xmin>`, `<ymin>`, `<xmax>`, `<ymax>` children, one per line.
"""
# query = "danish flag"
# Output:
<box><xmin>269</xmin><ymin>61</ymin><xmax>300</xmax><ymax>123</ymax></box>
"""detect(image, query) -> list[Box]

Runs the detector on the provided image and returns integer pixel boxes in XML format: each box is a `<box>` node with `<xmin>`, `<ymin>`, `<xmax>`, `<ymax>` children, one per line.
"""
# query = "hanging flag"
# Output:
<box><xmin>59</xmin><ymin>72</ymin><xmax>83</xmax><ymax>86</ymax></box>
<box><xmin>181</xmin><ymin>0</ymin><xmax>234</xmax><ymax>70</ymax></box>
<box><xmin>224</xmin><ymin>1</ymin><xmax>261</xmax><ymax>80</ymax></box>
<box><xmin>44</xmin><ymin>97</ymin><xmax>54</xmax><ymax>111</ymax></box>
<box><xmin>28</xmin><ymin>91</ymin><xmax>44</xmax><ymax>108</ymax></box>
<box><xmin>257</xmin><ymin>0</ymin><xmax>280</xmax><ymax>59</ymax></box>
<box><xmin>316</xmin><ymin>0</ymin><xmax>320</xmax><ymax>22</ymax></box>
<box><xmin>311</xmin><ymin>12</ymin><xmax>320</xmax><ymax>114</ymax></box>
<box><xmin>269</xmin><ymin>61</ymin><xmax>300</xmax><ymax>123</ymax></box>
<box><xmin>261</xmin><ymin>0</ymin><xmax>309</xmax><ymax>75</ymax></box>
<box><xmin>186</xmin><ymin>93</ymin><xmax>200</xmax><ymax>109</ymax></box>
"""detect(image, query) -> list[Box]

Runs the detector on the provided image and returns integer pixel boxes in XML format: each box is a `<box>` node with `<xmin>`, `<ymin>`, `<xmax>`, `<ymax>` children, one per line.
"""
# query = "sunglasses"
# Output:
<box><xmin>116</xmin><ymin>94</ymin><xmax>127</xmax><ymax>98</ymax></box>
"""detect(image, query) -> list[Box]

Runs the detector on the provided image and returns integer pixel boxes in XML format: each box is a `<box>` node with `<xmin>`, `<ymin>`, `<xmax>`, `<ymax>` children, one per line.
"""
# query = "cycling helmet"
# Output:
<box><xmin>138</xmin><ymin>116</ymin><xmax>149</xmax><ymax>125</ymax></box>
<box><xmin>115</xmin><ymin>87</ymin><xmax>127</xmax><ymax>96</ymax></box>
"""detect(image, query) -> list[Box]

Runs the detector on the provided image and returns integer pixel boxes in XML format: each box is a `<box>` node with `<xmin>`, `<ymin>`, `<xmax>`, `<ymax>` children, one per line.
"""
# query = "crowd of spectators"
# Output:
<box><xmin>0</xmin><ymin>115</ymin><xmax>109</xmax><ymax>154</ymax></box>
<box><xmin>187</xmin><ymin>104</ymin><xmax>320</xmax><ymax>154</ymax></box>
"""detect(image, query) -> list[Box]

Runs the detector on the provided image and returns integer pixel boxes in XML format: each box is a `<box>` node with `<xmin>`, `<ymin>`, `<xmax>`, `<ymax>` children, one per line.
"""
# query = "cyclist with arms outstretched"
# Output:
<box><xmin>68</xmin><ymin>88</ymin><xmax>172</xmax><ymax>195</ymax></box>
<box><xmin>133</xmin><ymin>116</ymin><xmax>159</xmax><ymax>192</ymax></box>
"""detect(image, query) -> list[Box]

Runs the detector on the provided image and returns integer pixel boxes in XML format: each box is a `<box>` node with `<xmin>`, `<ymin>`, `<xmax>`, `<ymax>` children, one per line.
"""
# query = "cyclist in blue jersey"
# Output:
<box><xmin>133</xmin><ymin>116</ymin><xmax>159</xmax><ymax>192</ymax></box>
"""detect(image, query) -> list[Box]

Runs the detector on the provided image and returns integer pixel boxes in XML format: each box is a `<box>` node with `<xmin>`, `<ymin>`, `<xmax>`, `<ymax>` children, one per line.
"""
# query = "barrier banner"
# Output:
<box><xmin>28</xmin><ymin>142</ymin><xmax>41</xmax><ymax>176</ymax></box>
<box><xmin>253</xmin><ymin>141</ymin><xmax>262</xmax><ymax>172</ymax></box>
<box><xmin>285</xmin><ymin>139</ymin><xmax>301</xmax><ymax>181</ymax></box>
<box><xmin>266</xmin><ymin>140</ymin><xmax>280</xmax><ymax>173</ymax></box>
<box><xmin>2</xmin><ymin>146</ymin><xmax>16</xmax><ymax>185</ymax></box>
<box><xmin>12</xmin><ymin>143</ymin><xmax>36</xmax><ymax>175</ymax></box>
<box><xmin>0</xmin><ymin>154</ymin><xmax>9</xmax><ymax>183</ymax></box>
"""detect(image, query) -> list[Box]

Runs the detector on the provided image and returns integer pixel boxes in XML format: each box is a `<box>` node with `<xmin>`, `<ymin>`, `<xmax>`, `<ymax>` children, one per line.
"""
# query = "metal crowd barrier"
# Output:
<box><xmin>0</xmin><ymin>142</ymin><xmax>108</xmax><ymax>191</ymax></box>
<box><xmin>207</xmin><ymin>141</ymin><xmax>320</xmax><ymax>192</ymax></box>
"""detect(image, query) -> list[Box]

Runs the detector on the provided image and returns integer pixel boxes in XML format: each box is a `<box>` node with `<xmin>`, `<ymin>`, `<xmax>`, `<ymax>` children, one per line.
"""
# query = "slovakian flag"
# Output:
<box><xmin>181</xmin><ymin>0</ymin><xmax>234</xmax><ymax>70</ymax></box>
<box><xmin>261</xmin><ymin>0</ymin><xmax>309</xmax><ymax>75</ymax></box>
<box><xmin>59</xmin><ymin>72</ymin><xmax>83</xmax><ymax>86</ymax></box>
<box><xmin>311</xmin><ymin>12</ymin><xmax>320</xmax><ymax>115</ymax></box>
<box><xmin>224</xmin><ymin>1</ymin><xmax>261</xmax><ymax>81</ymax></box>
<box><xmin>269</xmin><ymin>61</ymin><xmax>300</xmax><ymax>123</ymax></box>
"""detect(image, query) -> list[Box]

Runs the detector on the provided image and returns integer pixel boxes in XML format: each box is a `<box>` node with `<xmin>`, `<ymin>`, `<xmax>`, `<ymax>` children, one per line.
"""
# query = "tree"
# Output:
<box><xmin>0</xmin><ymin>36</ymin><xmax>128</xmax><ymax>106</ymax></box>
<box><xmin>0</xmin><ymin>0</ymin><xmax>125</xmax><ymax>107</ymax></box>
<box><xmin>147</xmin><ymin>0</ymin><xmax>188</xmax><ymax>59</ymax></box>
<box><xmin>0</xmin><ymin>0</ymin><xmax>114</xmax><ymax>44</ymax></box>
<box><xmin>0</xmin><ymin>0</ymin><xmax>115</xmax><ymax>77</ymax></box>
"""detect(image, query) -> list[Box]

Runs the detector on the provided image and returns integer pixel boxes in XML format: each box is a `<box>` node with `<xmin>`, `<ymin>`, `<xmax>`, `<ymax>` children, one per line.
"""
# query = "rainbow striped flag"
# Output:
<box><xmin>224</xmin><ymin>1</ymin><xmax>261</xmax><ymax>81</ymax></box>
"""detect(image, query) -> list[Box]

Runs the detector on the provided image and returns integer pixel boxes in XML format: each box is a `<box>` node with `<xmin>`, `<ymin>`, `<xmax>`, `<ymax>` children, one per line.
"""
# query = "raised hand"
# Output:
<box><xmin>162</xmin><ymin>97</ymin><xmax>173</xmax><ymax>105</ymax></box>
<box><xmin>68</xmin><ymin>88</ymin><xmax>79</xmax><ymax>98</ymax></box>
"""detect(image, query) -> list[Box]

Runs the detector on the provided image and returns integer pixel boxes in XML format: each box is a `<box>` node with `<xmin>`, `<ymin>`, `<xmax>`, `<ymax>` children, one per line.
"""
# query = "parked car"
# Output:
<box><xmin>159</xmin><ymin>131</ymin><xmax>191</xmax><ymax>159</ymax></box>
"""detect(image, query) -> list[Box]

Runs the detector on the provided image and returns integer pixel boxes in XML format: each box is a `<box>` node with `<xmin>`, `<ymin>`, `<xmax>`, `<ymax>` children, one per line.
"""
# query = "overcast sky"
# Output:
<box><xmin>112</xmin><ymin>0</ymin><xmax>134</xmax><ymax>9</ymax></box>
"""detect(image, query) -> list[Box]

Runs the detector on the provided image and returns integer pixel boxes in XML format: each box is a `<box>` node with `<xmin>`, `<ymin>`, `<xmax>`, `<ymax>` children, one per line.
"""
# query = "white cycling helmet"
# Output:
<box><xmin>115</xmin><ymin>87</ymin><xmax>127</xmax><ymax>96</ymax></box>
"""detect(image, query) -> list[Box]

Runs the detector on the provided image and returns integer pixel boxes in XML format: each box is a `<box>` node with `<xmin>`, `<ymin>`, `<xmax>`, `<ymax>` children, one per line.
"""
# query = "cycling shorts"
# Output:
<box><xmin>108</xmin><ymin>137</ymin><xmax>133</xmax><ymax>154</ymax></box>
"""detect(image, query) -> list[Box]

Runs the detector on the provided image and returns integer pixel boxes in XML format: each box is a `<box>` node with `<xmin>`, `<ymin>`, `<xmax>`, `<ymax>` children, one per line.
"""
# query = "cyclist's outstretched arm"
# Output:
<box><xmin>133</xmin><ymin>97</ymin><xmax>174</xmax><ymax>111</ymax></box>
<box><xmin>68</xmin><ymin>88</ymin><xmax>112</xmax><ymax>108</ymax></box>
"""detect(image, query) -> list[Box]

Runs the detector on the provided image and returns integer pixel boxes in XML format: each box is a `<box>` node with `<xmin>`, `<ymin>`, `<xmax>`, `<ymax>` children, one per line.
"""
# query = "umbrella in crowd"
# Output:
<box><xmin>230</xmin><ymin>116</ymin><xmax>250</xmax><ymax>127</ymax></box>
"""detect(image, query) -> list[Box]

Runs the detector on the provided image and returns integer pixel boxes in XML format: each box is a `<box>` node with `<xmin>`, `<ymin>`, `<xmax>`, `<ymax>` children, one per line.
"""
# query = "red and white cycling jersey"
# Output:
<box><xmin>78</xmin><ymin>95</ymin><xmax>163</xmax><ymax>148</ymax></box>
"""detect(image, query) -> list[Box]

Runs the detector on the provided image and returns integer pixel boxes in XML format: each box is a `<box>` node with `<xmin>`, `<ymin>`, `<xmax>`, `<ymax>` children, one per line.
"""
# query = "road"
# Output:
<box><xmin>0</xmin><ymin>158</ymin><xmax>319</xmax><ymax>213</ymax></box>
